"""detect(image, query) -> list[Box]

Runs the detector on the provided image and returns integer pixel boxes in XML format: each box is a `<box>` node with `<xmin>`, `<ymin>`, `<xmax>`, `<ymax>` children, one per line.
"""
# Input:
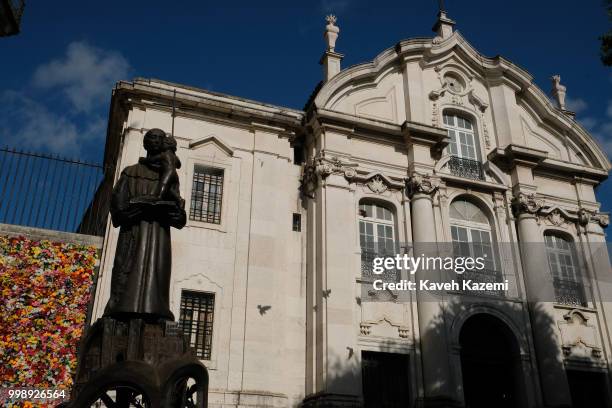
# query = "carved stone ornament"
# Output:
<box><xmin>407</xmin><ymin>173</ymin><xmax>440</xmax><ymax>197</ymax></box>
<box><xmin>547</xmin><ymin>209</ymin><xmax>565</xmax><ymax>226</ymax></box>
<box><xmin>575</xmin><ymin>208</ymin><xmax>609</xmax><ymax>228</ymax></box>
<box><xmin>558</xmin><ymin>310</ymin><xmax>602</xmax><ymax>360</ymax></box>
<box><xmin>359</xmin><ymin>318</ymin><xmax>410</xmax><ymax>339</ymax></box>
<box><xmin>512</xmin><ymin>192</ymin><xmax>544</xmax><ymax>215</ymax></box>
<box><xmin>578</xmin><ymin>208</ymin><xmax>592</xmax><ymax>226</ymax></box>
<box><xmin>300</xmin><ymin>162</ymin><xmax>318</xmax><ymax>199</ymax></box>
<box><xmin>367</xmin><ymin>175</ymin><xmax>388</xmax><ymax>194</ymax></box>
<box><xmin>595</xmin><ymin>213</ymin><xmax>610</xmax><ymax>228</ymax></box>
<box><xmin>299</xmin><ymin>155</ymin><xmax>358</xmax><ymax>198</ymax></box>
<box><xmin>589</xmin><ymin>211</ymin><xmax>609</xmax><ymax>228</ymax></box>
<box><xmin>317</xmin><ymin>155</ymin><xmax>358</xmax><ymax>179</ymax></box>
<box><xmin>429</xmin><ymin>69</ymin><xmax>489</xmax><ymax>113</ymax></box>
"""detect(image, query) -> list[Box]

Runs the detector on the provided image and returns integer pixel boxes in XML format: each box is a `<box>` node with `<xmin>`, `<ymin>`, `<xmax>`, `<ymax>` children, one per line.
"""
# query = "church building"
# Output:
<box><xmin>90</xmin><ymin>9</ymin><xmax>612</xmax><ymax>408</ymax></box>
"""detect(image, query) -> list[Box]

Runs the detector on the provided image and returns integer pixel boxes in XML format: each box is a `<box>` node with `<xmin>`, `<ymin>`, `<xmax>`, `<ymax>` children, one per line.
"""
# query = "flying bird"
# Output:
<box><xmin>257</xmin><ymin>305</ymin><xmax>271</xmax><ymax>315</ymax></box>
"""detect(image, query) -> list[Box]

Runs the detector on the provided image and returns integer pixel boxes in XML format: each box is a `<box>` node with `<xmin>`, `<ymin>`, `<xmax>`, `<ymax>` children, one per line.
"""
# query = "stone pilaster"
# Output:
<box><xmin>513</xmin><ymin>192</ymin><xmax>572</xmax><ymax>408</ymax></box>
<box><xmin>408</xmin><ymin>173</ymin><xmax>461</xmax><ymax>408</ymax></box>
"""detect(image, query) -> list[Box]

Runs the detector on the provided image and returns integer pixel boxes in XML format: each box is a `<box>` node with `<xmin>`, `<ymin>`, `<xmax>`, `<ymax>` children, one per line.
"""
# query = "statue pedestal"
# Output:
<box><xmin>66</xmin><ymin>317</ymin><xmax>208</xmax><ymax>408</ymax></box>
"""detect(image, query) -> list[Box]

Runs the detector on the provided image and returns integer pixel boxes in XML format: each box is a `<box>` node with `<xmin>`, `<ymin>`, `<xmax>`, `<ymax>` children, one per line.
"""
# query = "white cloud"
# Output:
<box><xmin>581</xmin><ymin>101</ymin><xmax>612</xmax><ymax>159</ymax></box>
<box><xmin>0</xmin><ymin>42</ymin><xmax>129</xmax><ymax>157</ymax></box>
<box><xmin>564</xmin><ymin>98</ymin><xmax>612</xmax><ymax>159</ymax></box>
<box><xmin>32</xmin><ymin>41</ymin><xmax>130</xmax><ymax>113</ymax></box>
<box><xmin>1</xmin><ymin>91</ymin><xmax>106</xmax><ymax>155</ymax></box>
<box><xmin>565</xmin><ymin>96</ymin><xmax>588</xmax><ymax>114</ymax></box>
<box><xmin>580</xmin><ymin>116</ymin><xmax>598</xmax><ymax>131</ymax></box>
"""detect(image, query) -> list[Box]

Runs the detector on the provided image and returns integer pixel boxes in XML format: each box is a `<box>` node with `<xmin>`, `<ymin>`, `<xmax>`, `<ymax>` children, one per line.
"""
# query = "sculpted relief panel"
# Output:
<box><xmin>558</xmin><ymin>310</ymin><xmax>602</xmax><ymax>360</ymax></box>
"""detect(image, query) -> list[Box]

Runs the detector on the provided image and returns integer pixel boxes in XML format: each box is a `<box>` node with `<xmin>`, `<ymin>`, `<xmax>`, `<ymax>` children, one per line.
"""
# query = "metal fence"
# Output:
<box><xmin>0</xmin><ymin>147</ymin><xmax>111</xmax><ymax>236</ymax></box>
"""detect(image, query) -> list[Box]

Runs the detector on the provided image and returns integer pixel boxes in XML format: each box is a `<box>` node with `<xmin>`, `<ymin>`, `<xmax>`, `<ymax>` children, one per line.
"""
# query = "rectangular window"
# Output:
<box><xmin>179</xmin><ymin>290</ymin><xmax>215</xmax><ymax>360</ymax></box>
<box><xmin>292</xmin><ymin>213</ymin><xmax>301</xmax><ymax>231</ymax></box>
<box><xmin>190</xmin><ymin>165</ymin><xmax>223</xmax><ymax>224</ymax></box>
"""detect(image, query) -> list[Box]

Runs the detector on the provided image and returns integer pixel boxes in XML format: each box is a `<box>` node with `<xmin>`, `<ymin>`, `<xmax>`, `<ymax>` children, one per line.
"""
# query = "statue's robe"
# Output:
<box><xmin>103</xmin><ymin>161</ymin><xmax>186</xmax><ymax>321</ymax></box>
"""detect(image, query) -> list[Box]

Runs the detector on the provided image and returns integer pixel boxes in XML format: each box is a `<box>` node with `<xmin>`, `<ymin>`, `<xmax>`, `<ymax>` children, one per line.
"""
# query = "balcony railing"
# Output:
<box><xmin>360</xmin><ymin>250</ymin><xmax>399</xmax><ymax>283</ymax></box>
<box><xmin>553</xmin><ymin>278</ymin><xmax>587</xmax><ymax>307</ymax></box>
<box><xmin>448</xmin><ymin>156</ymin><xmax>484</xmax><ymax>180</ymax></box>
<box><xmin>460</xmin><ymin>268</ymin><xmax>505</xmax><ymax>297</ymax></box>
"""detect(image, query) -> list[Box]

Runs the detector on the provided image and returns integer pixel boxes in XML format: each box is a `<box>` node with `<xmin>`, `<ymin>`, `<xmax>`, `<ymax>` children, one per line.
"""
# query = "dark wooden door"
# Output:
<box><xmin>567</xmin><ymin>370</ymin><xmax>609</xmax><ymax>408</ymax></box>
<box><xmin>362</xmin><ymin>351</ymin><xmax>410</xmax><ymax>408</ymax></box>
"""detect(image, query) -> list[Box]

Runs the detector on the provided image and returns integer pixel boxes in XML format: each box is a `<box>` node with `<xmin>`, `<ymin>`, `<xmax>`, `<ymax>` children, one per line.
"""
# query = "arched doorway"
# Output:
<box><xmin>460</xmin><ymin>313</ymin><xmax>522</xmax><ymax>408</ymax></box>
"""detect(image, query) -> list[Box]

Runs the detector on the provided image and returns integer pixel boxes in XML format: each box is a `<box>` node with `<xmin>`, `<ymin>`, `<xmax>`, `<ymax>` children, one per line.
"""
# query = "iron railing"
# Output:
<box><xmin>553</xmin><ymin>278</ymin><xmax>587</xmax><ymax>307</ymax></box>
<box><xmin>0</xmin><ymin>147</ymin><xmax>112</xmax><ymax>236</ymax></box>
<box><xmin>448</xmin><ymin>156</ymin><xmax>484</xmax><ymax>180</ymax></box>
<box><xmin>460</xmin><ymin>268</ymin><xmax>505</xmax><ymax>297</ymax></box>
<box><xmin>361</xmin><ymin>249</ymin><xmax>399</xmax><ymax>283</ymax></box>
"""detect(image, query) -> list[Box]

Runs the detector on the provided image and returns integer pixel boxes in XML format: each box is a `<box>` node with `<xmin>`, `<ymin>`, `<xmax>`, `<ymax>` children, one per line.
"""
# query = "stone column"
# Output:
<box><xmin>408</xmin><ymin>173</ymin><xmax>460</xmax><ymax>408</ymax></box>
<box><xmin>513</xmin><ymin>193</ymin><xmax>572</xmax><ymax>408</ymax></box>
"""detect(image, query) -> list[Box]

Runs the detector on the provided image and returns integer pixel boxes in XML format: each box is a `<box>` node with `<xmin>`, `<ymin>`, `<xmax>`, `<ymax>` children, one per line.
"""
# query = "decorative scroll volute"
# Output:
<box><xmin>406</xmin><ymin>173</ymin><xmax>440</xmax><ymax>198</ymax></box>
<box><xmin>300</xmin><ymin>155</ymin><xmax>358</xmax><ymax>198</ymax></box>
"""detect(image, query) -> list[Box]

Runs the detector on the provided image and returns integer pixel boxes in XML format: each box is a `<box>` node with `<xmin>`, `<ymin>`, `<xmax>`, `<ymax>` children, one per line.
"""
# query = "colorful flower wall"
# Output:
<box><xmin>0</xmin><ymin>235</ymin><xmax>98</xmax><ymax>407</ymax></box>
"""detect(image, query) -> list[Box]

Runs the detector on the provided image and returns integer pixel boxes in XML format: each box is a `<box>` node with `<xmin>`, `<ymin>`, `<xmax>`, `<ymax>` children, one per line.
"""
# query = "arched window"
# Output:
<box><xmin>359</xmin><ymin>201</ymin><xmax>397</xmax><ymax>282</ymax></box>
<box><xmin>443</xmin><ymin>112</ymin><xmax>484</xmax><ymax>180</ymax></box>
<box><xmin>443</xmin><ymin>113</ymin><xmax>478</xmax><ymax>161</ymax></box>
<box><xmin>544</xmin><ymin>232</ymin><xmax>585</xmax><ymax>306</ymax></box>
<box><xmin>359</xmin><ymin>202</ymin><xmax>395</xmax><ymax>255</ymax></box>
<box><xmin>450</xmin><ymin>198</ymin><xmax>495</xmax><ymax>272</ymax></box>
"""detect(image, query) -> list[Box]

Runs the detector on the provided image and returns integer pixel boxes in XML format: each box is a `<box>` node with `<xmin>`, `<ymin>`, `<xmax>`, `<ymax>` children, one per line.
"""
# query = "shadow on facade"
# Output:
<box><xmin>303</xmin><ymin>296</ymin><xmax>608</xmax><ymax>407</ymax></box>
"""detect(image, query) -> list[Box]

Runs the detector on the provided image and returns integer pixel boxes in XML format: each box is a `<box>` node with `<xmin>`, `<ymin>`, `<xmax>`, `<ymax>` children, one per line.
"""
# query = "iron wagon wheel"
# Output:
<box><xmin>162</xmin><ymin>362</ymin><xmax>208</xmax><ymax>408</ymax></box>
<box><xmin>69</xmin><ymin>362</ymin><xmax>160</xmax><ymax>408</ymax></box>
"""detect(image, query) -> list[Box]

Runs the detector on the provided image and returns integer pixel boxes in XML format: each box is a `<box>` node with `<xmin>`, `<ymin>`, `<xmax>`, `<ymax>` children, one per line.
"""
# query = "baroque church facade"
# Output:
<box><xmin>90</xmin><ymin>10</ymin><xmax>612</xmax><ymax>408</ymax></box>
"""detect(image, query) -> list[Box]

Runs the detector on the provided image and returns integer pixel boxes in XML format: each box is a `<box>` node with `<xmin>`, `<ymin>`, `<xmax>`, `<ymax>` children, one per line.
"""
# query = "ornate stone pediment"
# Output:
<box><xmin>548</xmin><ymin>210</ymin><xmax>568</xmax><ymax>227</ymax></box>
<box><xmin>558</xmin><ymin>310</ymin><xmax>602</xmax><ymax>360</ymax></box>
<box><xmin>367</xmin><ymin>175</ymin><xmax>387</xmax><ymax>194</ymax></box>
<box><xmin>360</xmin><ymin>317</ymin><xmax>410</xmax><ymax>339</ymax></box>
<box><xmin>351</xmin><ymin>172</ymin><xmax>404</xmax><ymax>195</ymax></box>
<box><xmin>512</xmin><ymin>198</ymin><xmax>610</xmax><ymax>229</ymax></box>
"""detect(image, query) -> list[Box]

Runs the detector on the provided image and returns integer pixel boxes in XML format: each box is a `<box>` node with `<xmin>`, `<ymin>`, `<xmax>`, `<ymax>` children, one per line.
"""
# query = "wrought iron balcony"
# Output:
<box><xmin>553</xmin><ymin>278</ymin><xmax>587</xmax><ymax>307</ymax></box>
<box><xmin>448</xmin><ymin>156</ymin><xmax>484</xmax><ymax>180</ymax></box>
<box><xmin>360</xmin><ymin>250</ymin><xmax>399</xmax><ymax>283</ymax></box>
<box><xmin>460</xmin><ymin>269</ymin><xmax>505</xmax><ymax>297</ymax></box>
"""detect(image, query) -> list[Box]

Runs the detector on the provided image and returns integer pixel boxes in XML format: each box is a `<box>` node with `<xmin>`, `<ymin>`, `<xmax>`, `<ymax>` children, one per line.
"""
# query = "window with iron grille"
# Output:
<box><xmin>545</xmin><ymin>233</ymin><xmax>586</xmax><ymax>306</ymax></box>
<box><xmin>359</xmin><ymin>201</ymin><xmax>398</xmax><ymax>283</ymax></box>
<box><xmin>190</xmin><ymin>165</ymin><xmax>223</xmax><ymax>224</ymax></box>
<box><xmin>179</xmin><ymin>290</ymin><xmax>215</xmax><ymax>360</ymax></box>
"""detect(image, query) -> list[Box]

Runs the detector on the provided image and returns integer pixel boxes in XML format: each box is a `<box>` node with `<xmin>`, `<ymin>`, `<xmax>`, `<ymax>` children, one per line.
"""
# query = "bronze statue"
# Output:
<box><xmin>104</xmin><ymin>128</ymin><xmax>186</xmax><ymax>321</ymax></box>
<box><xmin>67</xmin><ymin>128</ymin><xmax>208</xmax><ymax>407</ymax></box>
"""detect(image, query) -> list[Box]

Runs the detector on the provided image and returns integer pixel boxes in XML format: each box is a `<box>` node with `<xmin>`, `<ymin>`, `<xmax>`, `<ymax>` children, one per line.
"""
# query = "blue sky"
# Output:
<box><xmin>1</xmin><ymin>0</ymin><xmax>611</xmax><ymax>213</ymax></box>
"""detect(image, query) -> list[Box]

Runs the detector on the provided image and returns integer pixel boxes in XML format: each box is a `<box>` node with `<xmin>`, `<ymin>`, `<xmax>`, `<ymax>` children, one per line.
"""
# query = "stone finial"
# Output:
<box><xmin>551</xmin><ymin>75</ymin><xmax>567</xmax><ymax>111</ymax></box>
<box><xmin>320</xmin><ymin>15</ymin><xmax>344</xmax><ymax>81</ymax></box>
<box><xmin>432</xmin><ymin>8</ymin><xmax>455</xmax><ymax>40</ymax></box>
<box><xmin>324</xmin><ymin>15</ymin><xmax>340</xmax><ymax>51</ymax></box>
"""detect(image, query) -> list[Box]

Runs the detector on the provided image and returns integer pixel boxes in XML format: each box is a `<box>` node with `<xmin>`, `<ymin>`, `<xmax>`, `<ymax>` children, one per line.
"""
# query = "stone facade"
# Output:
<box><xmin>90</xmin><ymin>12</ymin><xmax>612</xmax><ymax>408</ymax></box>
